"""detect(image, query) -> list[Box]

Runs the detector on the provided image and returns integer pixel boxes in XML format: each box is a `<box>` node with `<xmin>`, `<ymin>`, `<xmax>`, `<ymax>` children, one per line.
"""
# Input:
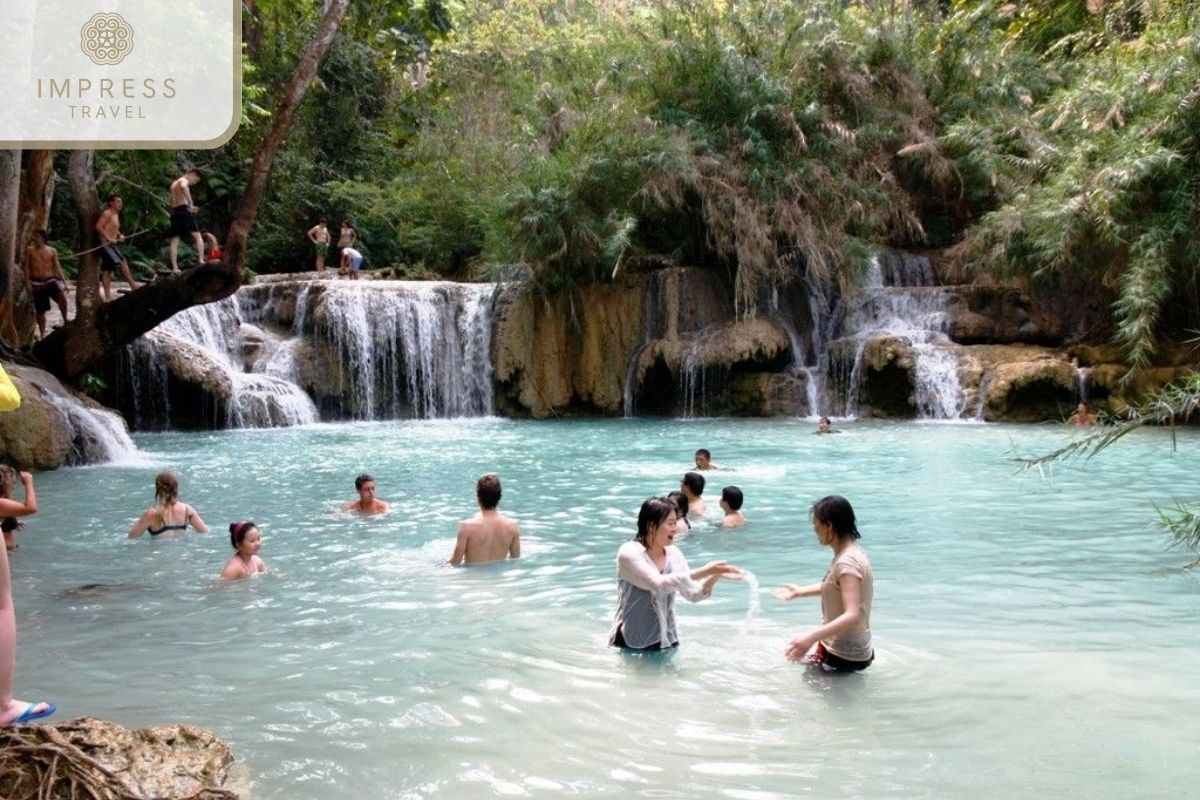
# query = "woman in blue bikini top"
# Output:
<box><xmin>127</xmin><ymin>471</ymin><xmax>210</xmax><ymax>539</ymax></box>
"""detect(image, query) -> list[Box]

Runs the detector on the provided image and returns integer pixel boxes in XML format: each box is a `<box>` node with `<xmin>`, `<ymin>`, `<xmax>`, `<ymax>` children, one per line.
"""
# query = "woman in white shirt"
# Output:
<box><xmin>609</xmin><ymin>497</ymin><xmax>743</xmax><ymax>651</ymax></box>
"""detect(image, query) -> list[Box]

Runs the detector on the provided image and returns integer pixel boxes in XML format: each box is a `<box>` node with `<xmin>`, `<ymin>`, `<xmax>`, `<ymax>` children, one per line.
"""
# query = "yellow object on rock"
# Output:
<box><xmin>0</xmin><ymin>364</ymin><xmax>20</xmax><ymax>412</ymax></box>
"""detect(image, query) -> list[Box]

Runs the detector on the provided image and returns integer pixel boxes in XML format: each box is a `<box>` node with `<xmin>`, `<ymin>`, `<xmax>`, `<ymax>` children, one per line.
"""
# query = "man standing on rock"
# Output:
<box><xmin>168</xmin><ymin>170</ymin><xmax>205</xmax><ymax>272</ymax></box>
<box><xmin>307</xmin><ymin>218</ymin><xmax>330</xmax><ymax>273</ymax></box>
<box><xmin>22</xmin><ymin>230</ymin><xmax>70</xmax><ymax>338</ymax></box>
<box><xmin>94</xmin><ymin>196</ymin><xmax>141</xmax><ymax>300</ymax></box>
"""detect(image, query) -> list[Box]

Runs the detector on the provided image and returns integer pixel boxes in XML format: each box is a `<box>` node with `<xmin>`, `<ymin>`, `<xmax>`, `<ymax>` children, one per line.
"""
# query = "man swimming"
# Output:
<box><xmin>681</xmin><ymin>471</ymin><xmax>707</xmax><ymax>518</ymax></box>
<box><xmin>341</xmin><ymin>473</ymin><xmax>391</xmax><ymax>514</ymax></box>
<box><xmin>449</xmin><ymin>474</ymin><xmax>521</xmax><ymax>566</ymax></box>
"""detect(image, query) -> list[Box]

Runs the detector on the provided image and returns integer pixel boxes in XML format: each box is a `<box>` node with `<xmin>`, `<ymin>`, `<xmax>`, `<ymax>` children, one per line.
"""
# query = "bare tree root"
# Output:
<box><xmin>0</xmin><ymin>719</ymin><xmax>242</xmax><ymax>800</ymax></box>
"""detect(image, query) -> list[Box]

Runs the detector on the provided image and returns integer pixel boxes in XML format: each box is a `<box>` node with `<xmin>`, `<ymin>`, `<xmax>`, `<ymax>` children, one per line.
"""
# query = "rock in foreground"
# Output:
<box><xmin>0</xmin><ymin>717</ymin><xmax>244</xmax><ymax>799</ymax></box>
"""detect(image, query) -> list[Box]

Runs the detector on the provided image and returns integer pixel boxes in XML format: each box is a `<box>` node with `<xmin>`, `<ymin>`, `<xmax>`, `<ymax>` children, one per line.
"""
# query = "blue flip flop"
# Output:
<box><xmin>9</xmin><ymin>701</ymin><xmax>56</xmax><ymax>725</ymax></box>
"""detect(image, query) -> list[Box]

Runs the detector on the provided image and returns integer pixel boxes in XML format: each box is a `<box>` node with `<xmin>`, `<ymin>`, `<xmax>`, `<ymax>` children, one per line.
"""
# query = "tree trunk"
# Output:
<box><xmin>0</xmin><ymin>150</ymin><xmax>20</xmax><ymax>344</ymax></box>
<box><xmin>224</xmin><ymin>0</ymin><xmax>351</xmax><ymax>273</ymax></box>
<box><xmin>16</xmin><ymin>150</ymin><xmax>54</xmax><ymax>252</ymax></box>
<box><xmin>32</xmin><ymin>0</ymin><xmax>351</xmax><ymax>381</ymax></box>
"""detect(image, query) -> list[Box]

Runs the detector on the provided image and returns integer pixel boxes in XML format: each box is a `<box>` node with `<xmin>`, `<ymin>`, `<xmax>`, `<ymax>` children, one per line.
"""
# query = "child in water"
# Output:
<box><xmin>220</xmin><ymin>521</ymin><xmax>268</xmax><ymax>580</ymax></box>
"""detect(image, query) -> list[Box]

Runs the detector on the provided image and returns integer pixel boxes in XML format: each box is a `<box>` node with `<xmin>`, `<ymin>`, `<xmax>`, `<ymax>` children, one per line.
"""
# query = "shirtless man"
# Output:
<box><xmin>94</xmin><ymin>196</ymin><xmax>141</xmax><ymax>300</ymax></box>
<box><xmin>1068</xmin><ymin>403</ymin><xmax>1097</xmax><ymax>427</ymax></box>
<box><xmin>307</xmin><ymin>219</ymin><xmax>330</xmax><ymax>273</ymax></box>
<box><xmin>22</xmin><ymin>230</ymin><xmax>69</xmax><ymax>338</ymax></box>
<box><xmin>167</xmin><ymin>170</ymin><xmax>205</xmax><ymax>272</ymax></box>
<box><xmin>450</xmin><ymin>473</ymin><xmax>521</xmax><ymax>566</ymax></box>
<box><xmin>681</xmin><ymin>471</ymin><xmax>707</xmax><ymax>518</ymax></box>
<box><xmin>694</xmin><ymin>448</ymin><xmax>723</xmax><ymax>471</ymax></box>
<box><xmin>341</xmin><ymin>473</ymin><xmax>391</xmax><ymax>514</ymax></box>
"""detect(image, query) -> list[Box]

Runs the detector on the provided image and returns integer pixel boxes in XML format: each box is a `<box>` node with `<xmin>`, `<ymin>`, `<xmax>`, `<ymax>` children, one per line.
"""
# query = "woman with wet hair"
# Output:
<box><xmin>609</xmin><ymin>497</ymin><xmax>743</xmax><ymax>652</ymax></box>
<box><xmin>666</xmin><ymin>490</ymin><xmax>692</xmax><ymax>535</ymax></box>
<box><xmin>773</xmin><ymin>494</ymin><xmax>875</xmax><ymax>672</ymax></box>
<box><xmin>128</xmin><ymin>471</ymin><xmax>209</xmax><ymax>539</ymax></box>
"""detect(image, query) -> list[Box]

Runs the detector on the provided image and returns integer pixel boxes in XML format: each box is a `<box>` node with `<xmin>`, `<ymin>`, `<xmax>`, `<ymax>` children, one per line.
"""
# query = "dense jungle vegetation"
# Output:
<box><xmin>41</xmin><ymin>0</ymin><xmax>1200</xmax><ymax>368</ymax></box>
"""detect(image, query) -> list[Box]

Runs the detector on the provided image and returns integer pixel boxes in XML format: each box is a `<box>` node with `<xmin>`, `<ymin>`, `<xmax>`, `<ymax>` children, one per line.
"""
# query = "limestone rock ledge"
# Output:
<box><xmin>0</xmin><ymin>717</ymin><xmax>245</xmax><ymax>799</ymax></box>
<box><xmin>492</xmin><ymin>280</ymin><xmax>646</xmax><ymax>416</ymax></box>
<box><xmin>0</xmin><ymin>363</ymin><xmax>133</xmax><ymax>469</ymax></box>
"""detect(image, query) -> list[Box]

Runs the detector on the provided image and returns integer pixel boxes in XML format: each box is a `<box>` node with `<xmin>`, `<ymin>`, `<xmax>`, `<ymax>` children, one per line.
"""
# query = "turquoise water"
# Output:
<box><xmin>10</xmin><ymin>419</ymin><xmax>1199</xmax><ymax>798</ymax></box>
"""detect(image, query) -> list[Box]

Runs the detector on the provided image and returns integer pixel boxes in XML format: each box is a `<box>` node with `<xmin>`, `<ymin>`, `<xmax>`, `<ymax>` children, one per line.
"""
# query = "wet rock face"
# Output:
<box><xmin>492</xmin><ymin>279</ymin><xmax>646</xmax><ymax>417</ymax></box>
<box><xmin>0</xmin><ymin>364</ymin><xmax>72</xmax><ymax>468</ymax></box>
<box><xmin>0</xmin><ymin>717</ymin><xmax>244</xmax><ymax>799</ymax></box>
<box><xmin>0</xmin><ymin>364</ymin><xmax>135</xmax><ymax>469</ymax></box>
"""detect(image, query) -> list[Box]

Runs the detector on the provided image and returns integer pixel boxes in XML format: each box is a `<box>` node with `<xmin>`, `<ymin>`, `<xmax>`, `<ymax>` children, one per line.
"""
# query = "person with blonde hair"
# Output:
<box><xmin>128</xmin><ymin>471</ymin><xmax>209</xmax><ymax>539</ymax></box>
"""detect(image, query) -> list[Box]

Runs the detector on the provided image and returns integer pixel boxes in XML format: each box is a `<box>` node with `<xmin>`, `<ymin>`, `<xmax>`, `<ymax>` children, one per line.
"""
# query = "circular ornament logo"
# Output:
<box><xmin>80</xmin><ymin>13</ymin><xmax>134</xmax><ymax>66</ymax></box>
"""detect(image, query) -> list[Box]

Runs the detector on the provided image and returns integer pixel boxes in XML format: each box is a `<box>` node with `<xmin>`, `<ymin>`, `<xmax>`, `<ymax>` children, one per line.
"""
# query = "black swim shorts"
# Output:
<box><xmin>169</xmin><ymin>205</ymin><xmax>199</xmax><ymax>237</ymax></box>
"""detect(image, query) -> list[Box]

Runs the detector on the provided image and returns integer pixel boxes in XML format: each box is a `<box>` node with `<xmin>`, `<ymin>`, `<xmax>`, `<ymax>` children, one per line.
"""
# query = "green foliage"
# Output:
<box><xmin>79</xmin><ymin>373</ymin><xmax>107</xmax><ymax>399</ymax></box>
<box><xmin>1156</xmin><ymin>501</ymin><xmax>1200</xmax><ymax>565</ymax></box>
<box><xmin>152</xmin><ymin>0</ymin><xmax>1197</xmax><ymax>367</ymax></box>
<box><xmin>947</xmin><ymin>0</ymin><xmax>1200</xmax><ymax>368</ymax></box>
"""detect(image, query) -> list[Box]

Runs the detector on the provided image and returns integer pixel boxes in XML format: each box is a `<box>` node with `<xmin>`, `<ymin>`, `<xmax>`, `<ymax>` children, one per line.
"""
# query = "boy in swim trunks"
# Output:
<box><xmin>22</xmin><ymin>230</ymin><xmax>70</xmax><ymax>338</ymax></box>
<box><xmin>307</xmin><ymin>219</ymin><xmax>330</xmax><ymax>273</ymax></box>
<box><xmin>93</xmin><ymin>196</ymin><xmax>141</xmax><ymax>301</ymax></box>
<box><xmin>168</xmin><ymin>170</ymin><xmax>205</xmax><ymax>272</ymax></box>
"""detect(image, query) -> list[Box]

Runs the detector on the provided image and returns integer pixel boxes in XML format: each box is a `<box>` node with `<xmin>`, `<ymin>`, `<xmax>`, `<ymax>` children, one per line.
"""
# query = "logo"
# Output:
<box><xmin>80</xmin><ymin>13</ymin><xmax>134</xmax><ymax>66</ymax></box>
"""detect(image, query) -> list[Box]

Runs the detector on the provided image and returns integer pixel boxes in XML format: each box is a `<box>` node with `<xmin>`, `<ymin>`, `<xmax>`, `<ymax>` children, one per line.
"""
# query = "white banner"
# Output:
<box><xmin>0</xmin><ymin>0</ymin><xmax>240</xmax><ymax>148</ymax></box>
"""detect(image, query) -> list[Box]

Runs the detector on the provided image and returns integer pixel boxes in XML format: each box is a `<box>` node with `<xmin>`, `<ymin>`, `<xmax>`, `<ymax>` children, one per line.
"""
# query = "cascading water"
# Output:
<box><xmin>124</xmin><ymin>296</ymin><xmax>319</xmax><ymax>429</ymax></box>
<box><xmin>833</xmin><ymin>251</ymin><xmax>965</xmax><ymax>419</ymax></box>
<box><xmin>622</xmin><ymin>273</ymin><xmax>665</xmax><ymax>417</ymax></box>
<box><xmin>1072</xmin><ymin>359</ymin><xmax>1091</xmax><ymax>404</ymax></box>
<box><xmin>122</xmin><ymin>279</ymin><xmax>497</xmax><ymax>429</ymax></box>
<box><xmin>314</xmin><ymin>282</ymin><xmax>495</xmax><ymax>419</ymax></box>
<box><xmin>43</xmin><ymin>390</ymin><xmax>140</xmax><ymax>465</ymax></box>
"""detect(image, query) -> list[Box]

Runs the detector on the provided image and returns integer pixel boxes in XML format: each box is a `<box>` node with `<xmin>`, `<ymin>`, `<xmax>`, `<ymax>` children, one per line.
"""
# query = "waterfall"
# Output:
<box><xmin>622</xmin><ymin>273</ymin><xmax>665</xmax><ymax>417</ymax></box>
<box><xmin>769</xmin><ymin>278</ymin><xmax>831</xmax><ymax>418</ymax></box>
<box><xmin>124</xmin><ymin>296</ymin><xmax>319</xmax><ymax>429</ymax></box>
<box><xmin>314</xmin><ymin>282</ymin><xmax>495</xmax><ymax>419</ymax></box>
<box><xmin>43</xmin><ymin>390</ymin><xmax>139</xmax><ymax>465</ymax></box>
<box><xmin>1072</xmin><ymin>359</ymin><xmax>1091</xmax><ymax>404</ymax></box>
<box><xmin>834</xmin><ymin>252</ymin><xmax>965</xmax><ymax>419</ymax></box>
<box><xmin>121</xmin><ymin>279</ymin><xmax>497</xmax><ymax>429</ymax></box>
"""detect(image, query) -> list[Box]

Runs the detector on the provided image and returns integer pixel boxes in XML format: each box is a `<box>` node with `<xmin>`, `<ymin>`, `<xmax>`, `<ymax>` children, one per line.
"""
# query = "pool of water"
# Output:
<box><xmin>11</xmin><ymin>419</ymin><xmax>1200</xmax><ymax>798</ymax></box>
